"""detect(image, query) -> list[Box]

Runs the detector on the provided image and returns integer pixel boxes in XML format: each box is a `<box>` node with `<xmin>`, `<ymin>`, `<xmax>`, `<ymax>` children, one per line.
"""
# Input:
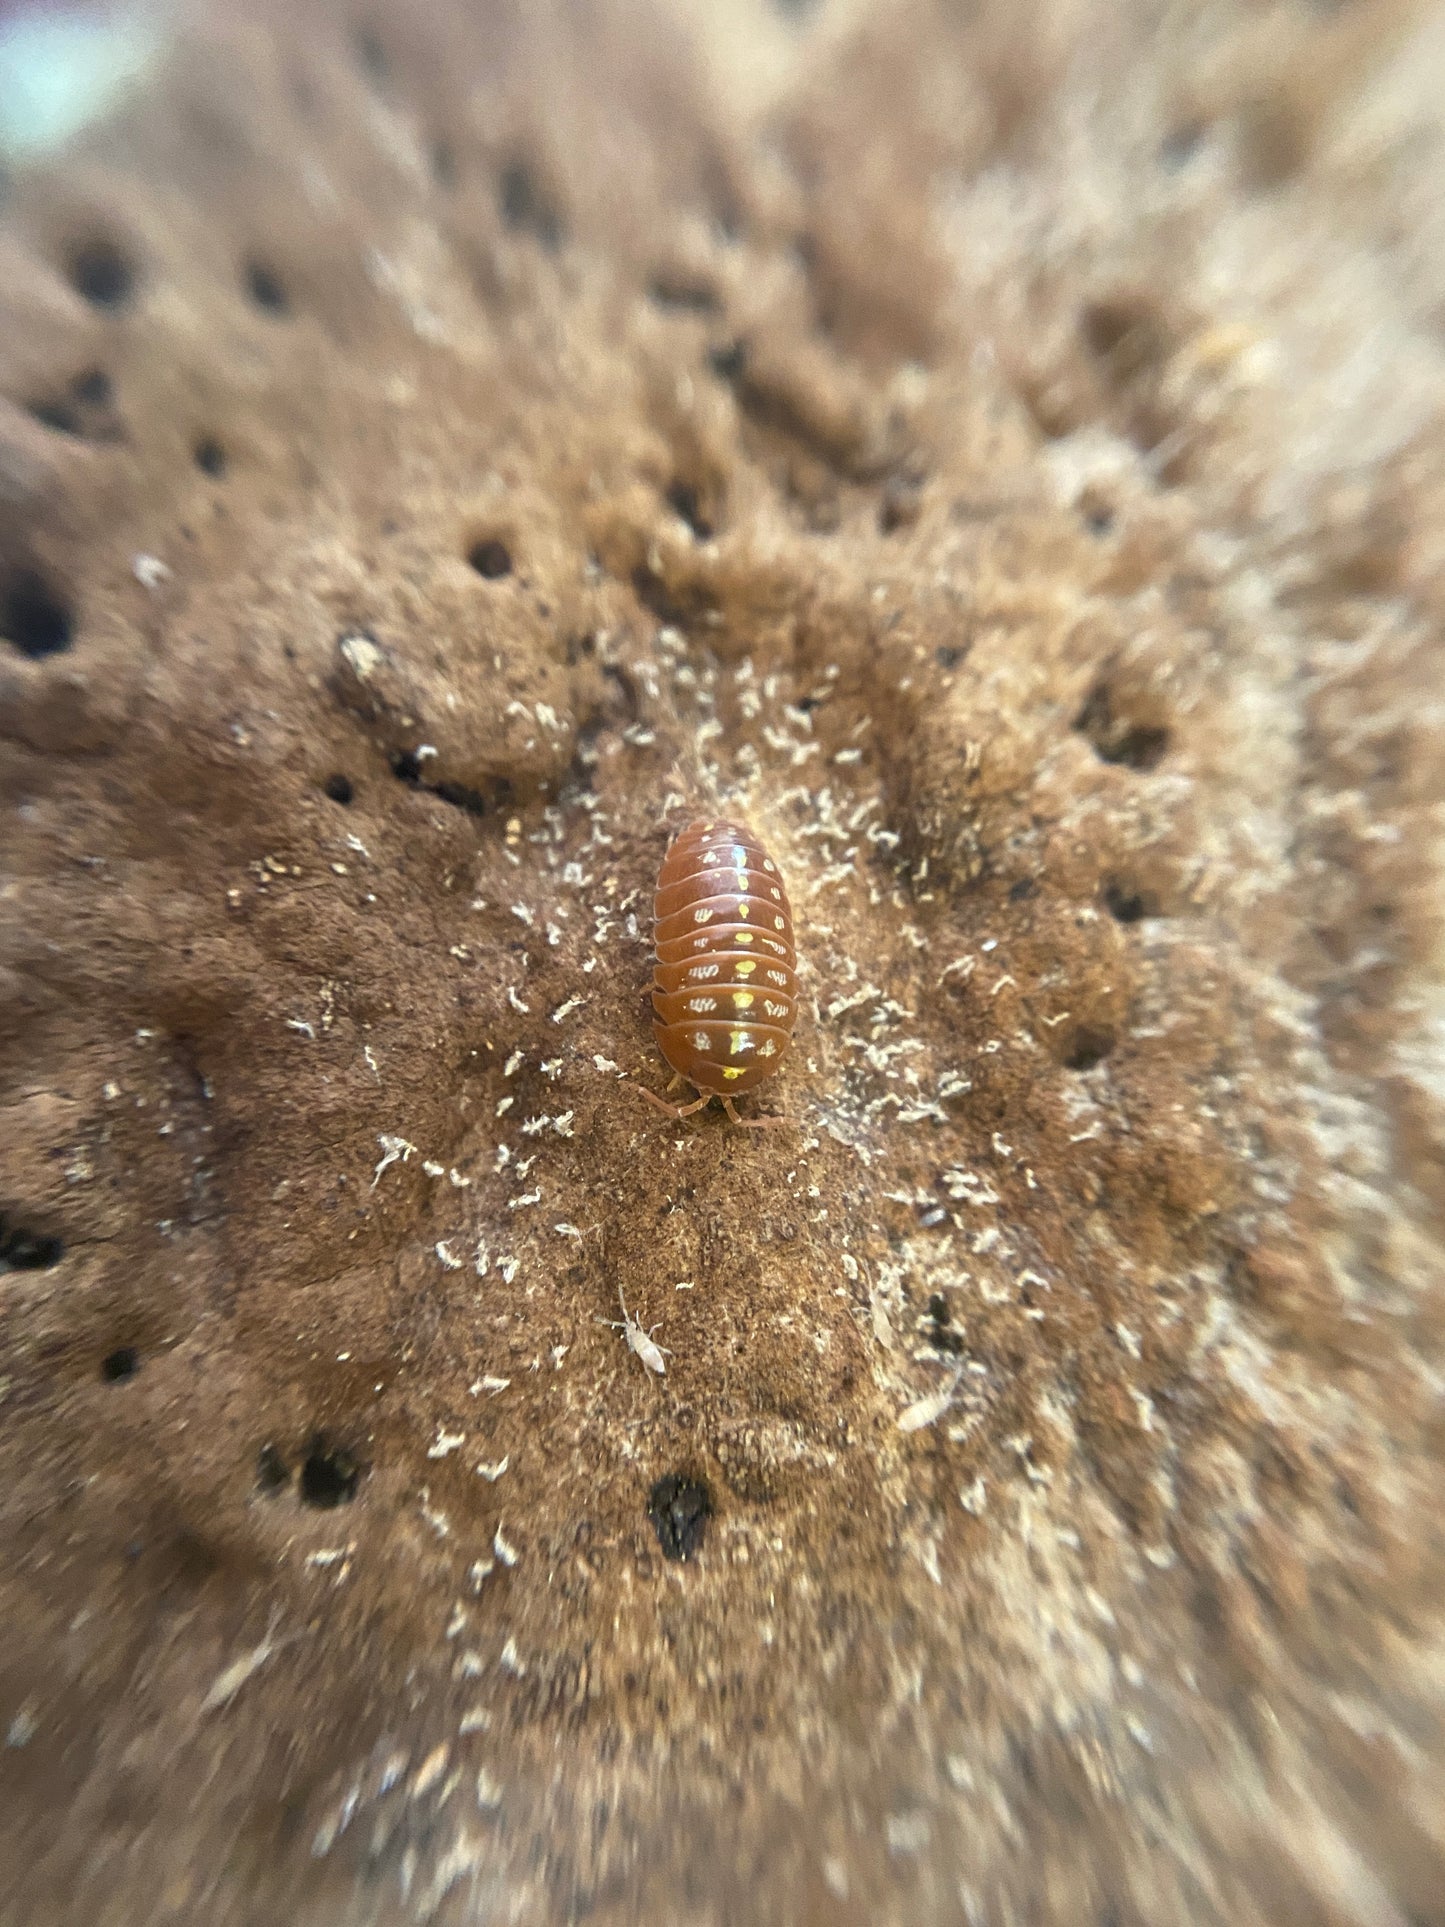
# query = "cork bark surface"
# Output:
<box><xmin>2</xmin><ymin>1</ymin><xmax>1445</xmax><ymax>1922</ymax></box>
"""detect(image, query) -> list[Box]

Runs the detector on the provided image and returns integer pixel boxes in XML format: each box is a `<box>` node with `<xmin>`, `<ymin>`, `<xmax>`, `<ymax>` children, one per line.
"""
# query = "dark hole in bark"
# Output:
<box><xmin>648</xmin><ymin>1473</ymin><xmax>711</xmax><ymax>1561</ymax></box>
<box><xmin>67</xmin><ymin>237</ymin><xmax>135</xmax><ymax>309</ymax></box>
<box><xmin>0</xmin><ymin>570</ymin><xmax>73</xmax><ymax>659</ymax></box>
<box><xmin>300</xmin><ymin>1437</ymin><xmax>360</xmax><ymax>1508</ymax></box>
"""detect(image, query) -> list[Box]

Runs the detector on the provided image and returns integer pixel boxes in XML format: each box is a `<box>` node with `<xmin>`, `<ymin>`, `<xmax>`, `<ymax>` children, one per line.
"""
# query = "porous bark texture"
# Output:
<box><xmin>3</xmin><ymin>1</ymin><xmax>1445</xmax><ymax>1922</ymax></box>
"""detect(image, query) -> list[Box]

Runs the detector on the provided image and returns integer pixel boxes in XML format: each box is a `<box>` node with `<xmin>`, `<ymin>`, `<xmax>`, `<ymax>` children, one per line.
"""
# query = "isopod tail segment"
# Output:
<box><xmin>642</xmin><ymin>815</ymin><xmax>800</xmax><ymax>1129</ymax></box>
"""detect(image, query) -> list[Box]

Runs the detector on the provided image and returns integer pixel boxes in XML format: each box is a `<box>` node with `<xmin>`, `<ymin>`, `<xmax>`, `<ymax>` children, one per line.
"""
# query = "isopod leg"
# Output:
<box><xmin>721</xmin><ymin>1096</ymin><xmax>794</xmax><ymax>1130</ymax></box>
<box><xmin>635</xmin><ymin>1083</ymin><xmax>714</xmax><ymax>1120</ymax></box>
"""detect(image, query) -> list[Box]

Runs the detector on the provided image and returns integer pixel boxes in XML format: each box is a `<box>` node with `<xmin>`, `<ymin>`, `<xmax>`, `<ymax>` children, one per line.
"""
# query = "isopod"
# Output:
<box><xmin>640</xmin><ymin>817</ymin><xmax>798</xmax><ymax>1127</ymax></box>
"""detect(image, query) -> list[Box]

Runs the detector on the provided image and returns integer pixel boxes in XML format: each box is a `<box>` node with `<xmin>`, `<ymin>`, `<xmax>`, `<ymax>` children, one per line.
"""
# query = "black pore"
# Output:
<box><xmin>499</xmin><ymin>159</ymin><xmax>564</xmax><ymax>250</ymax></box>
<box><xmin>666</xmin><ymin>480</ymin><xmax>713</xmax><ymax>540</ymax></box>
<box><xmin>1064</xmin><ymin>1025</ymin><xmax>1117</xmax><ymax>1073</ymax></box>
<box><xmin>101</xmin><ymin>1347</ymin><xmax>139</xmax><ymax>1382</ymax></box>
<box><xmin>244</xmin><ymin>260</ymin><xmax>289</xmax><ymax>315</ymax></box>
<box><xmin>708</xmin><ymin>339</ymin><xmax>748</xmax><ymax>384</ymax></box>
<box><xmin>73</xmin><ymin>367</ymin><xmax>112</xmax><ymax>406</ymax></box>
<box><xmin>1104</xmin><ymin>878</ymin><xmax>1155</xmax><ymax>923</ymax></box>
<box><xmin>1</xmin><ymin>569</ymin><xmax>74</xmax><ymax>659</ymax></box>
<box><xmin>467</xmin><ymin>537</ymin><xmax>512</xmax><ymax>579</ymax></box>
<box><xmin>0</xmin><ymin>1217</ymin><xmax>64</xmax><ymax>1268</ymax></box>
<box><xmin>300</xmin><ymin>1437</ymin><xmax>360</xmax><ymax>1508</ymax></box>
<box><xmin>28</xmin><ymin>397</ymin><xmax>80</xmax><ymax>435</ymax></box>
<box><xmin>431</xmin><ymin>779</ymin><xmax>488</xmax><ymax>817</ymax></box>
<box><xmin>67</xmin><ymin>237</ymin><xmax>135</xmax><ymax>309</ymax></box>
<box><xmin>648</xmin><ymin>1474</ymin><xmax>711</xmax><ymax>1562</ymax></box>
<box><xmin>1075</xmin><ymin>681</ymin><xmax>1170</xmax><ymax>770</ymax></box>
<box><xmin>389</xmin><ymin>747</ymin><xmax>495</xmax><ymax>818</ymax></box>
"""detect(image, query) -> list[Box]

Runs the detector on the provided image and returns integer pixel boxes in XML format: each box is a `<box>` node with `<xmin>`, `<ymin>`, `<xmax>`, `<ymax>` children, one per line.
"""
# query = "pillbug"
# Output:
<box><xmin>639</xmin><ymin>816</ymin><xmax>798</xmax><ymax>1128</ymax></box>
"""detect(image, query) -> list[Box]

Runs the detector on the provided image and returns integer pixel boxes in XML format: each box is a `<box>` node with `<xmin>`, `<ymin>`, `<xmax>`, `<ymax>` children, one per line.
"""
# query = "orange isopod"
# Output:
<box><xmin>639</xmin><ymin>817</ymin><xmax>798</xmax><ymax>1128</ymax></box>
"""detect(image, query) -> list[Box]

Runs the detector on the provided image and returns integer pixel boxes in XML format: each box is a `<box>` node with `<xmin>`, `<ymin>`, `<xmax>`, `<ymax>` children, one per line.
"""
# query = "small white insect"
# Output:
<box><xmin>200</xmin><ymin>1611</ymin><xmax>292</xmax><ymax>1713</ymax></box>
<box><xmin>897</xmin><ymin>1366</ymin><xmax>964</xmax><ymax>1434</ymax></box>
<box><xmin>597</xmin><ymin>1285</ymin><xmax>670</xmax><ymax>1375</ymax></box>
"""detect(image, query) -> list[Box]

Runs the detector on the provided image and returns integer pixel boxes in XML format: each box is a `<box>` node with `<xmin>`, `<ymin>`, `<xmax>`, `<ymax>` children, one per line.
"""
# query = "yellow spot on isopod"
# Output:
<box><xmin>737</xmin><ymin>959</ymin><xmax>756</xmax><ymax>976</ymax></box>
<box><xmin>733</xmin><ymin>991</ymin><xmax>754</xmax><ymax>1010</ymax></box>
<box><xmin>736</xmin><ymin>903</ymin><xmax>750</xmax><ymax>919</ymax></box>
<box><xmin>722</xmin><ymin>1066</ymin><xmax>744</xmax><ymax>1081</ymax></box>
<box><xmin>736</xmin><ymin>932</ymin><xmax>753</xmax><ymax>945</ymax></box>
<box><xmin>730</xmin><ymin>1030</ymin><xmax>754</xmax><ymax>1055</ymax></box>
